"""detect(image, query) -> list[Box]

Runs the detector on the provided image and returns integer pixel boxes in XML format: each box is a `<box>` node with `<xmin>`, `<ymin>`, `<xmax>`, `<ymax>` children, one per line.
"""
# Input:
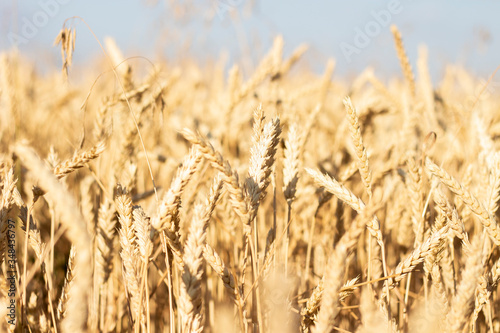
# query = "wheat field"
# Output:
<box><xmin>1</xmin><ymin>24</ymin><xmax>500</xmax><ymax>333</ymax></box>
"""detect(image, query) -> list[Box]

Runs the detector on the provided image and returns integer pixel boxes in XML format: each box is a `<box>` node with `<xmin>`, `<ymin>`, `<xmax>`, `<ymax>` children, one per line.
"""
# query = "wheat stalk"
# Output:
<box><xmin>53</xmin><ymin>141</ymin><xmax>106</xmax><ymax>179</ymax></box>
<box><xmin>305</xmin><ymin>168</ymin><xmax>385</xmax><ymax>253</ymax></box>
<box><xmin>343</xmin><ymin>97</ymin><xmax>372</xmax><ymax>198</ymax></box>
<box><xmin>182</xmin><ymin>128</ymin><xmax>249</xmax><ymax>222</ymax></box>
<box><xmin>57</xmin><ymin>245</ymin><xmax>76</xmax><ymax>321</ymax></box>
<box><xmin>391</xmin><ymin>25</ymin><xmax>415</xmax><ymax>97</ymax></box>
<box><xmin>14</xmin><ymin>143</ymin><xmax>92</xmax><ymax>332</ymax></box>
<box><xmin>446</xmin><ymin>233</ymin><xmax>485</xmax><ymax>333</ymax></box>
<box><xmin>179</xmin><ymin>205</ymin><xmax>207</xmax><ymax>333</ymax></box>
<box><xmin>115</xmin><ymin>185</ymin><xmax>143</xmax><ymax>327</ymax></box>
<box><xmin>312</xmin><ymin>213</ymin><xmax>370</xmax><ymax>333</ymax></box>
<box><xmin>246</xmin><ymin>116</ymin><xmax>281</xmax><ymax>224</ymax></box>
<box><xmin>283</xmin><ymin>122</ymin><xmax>301</xmax><ymax>203</ymax></box>
<box><xmin>426</xmin><ymin>157</ymin><xmax>500</xmax><ymax>245</ymax></box>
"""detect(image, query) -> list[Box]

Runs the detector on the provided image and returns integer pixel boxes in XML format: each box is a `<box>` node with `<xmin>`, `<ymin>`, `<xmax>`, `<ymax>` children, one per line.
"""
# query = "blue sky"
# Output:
<box><xmin>1</xmin><ymin>1</ymin><xmax>499</xmax><ymax>81</ymax></box>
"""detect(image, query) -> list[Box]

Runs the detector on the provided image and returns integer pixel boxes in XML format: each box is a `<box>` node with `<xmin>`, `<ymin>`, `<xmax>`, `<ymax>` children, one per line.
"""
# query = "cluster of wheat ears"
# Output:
<box><xmin>1</xmin><ymin>24</ymin><xmax>500</xmax><ymax>333</ymax></box>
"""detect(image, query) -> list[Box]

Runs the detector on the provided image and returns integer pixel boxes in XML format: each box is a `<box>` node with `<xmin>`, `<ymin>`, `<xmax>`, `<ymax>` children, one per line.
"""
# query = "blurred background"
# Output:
<box><xmin>1</xmin><ymin>0</ymin><xmax>499</xmax><ymax>82</ymax></box>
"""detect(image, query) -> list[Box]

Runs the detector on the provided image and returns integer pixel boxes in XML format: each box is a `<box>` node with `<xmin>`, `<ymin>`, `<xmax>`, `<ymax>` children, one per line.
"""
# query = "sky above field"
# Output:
<box><xmin>1</xmin><ymin>1</ymin><xmax>499</xmax><ymax>82</ymax></box>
